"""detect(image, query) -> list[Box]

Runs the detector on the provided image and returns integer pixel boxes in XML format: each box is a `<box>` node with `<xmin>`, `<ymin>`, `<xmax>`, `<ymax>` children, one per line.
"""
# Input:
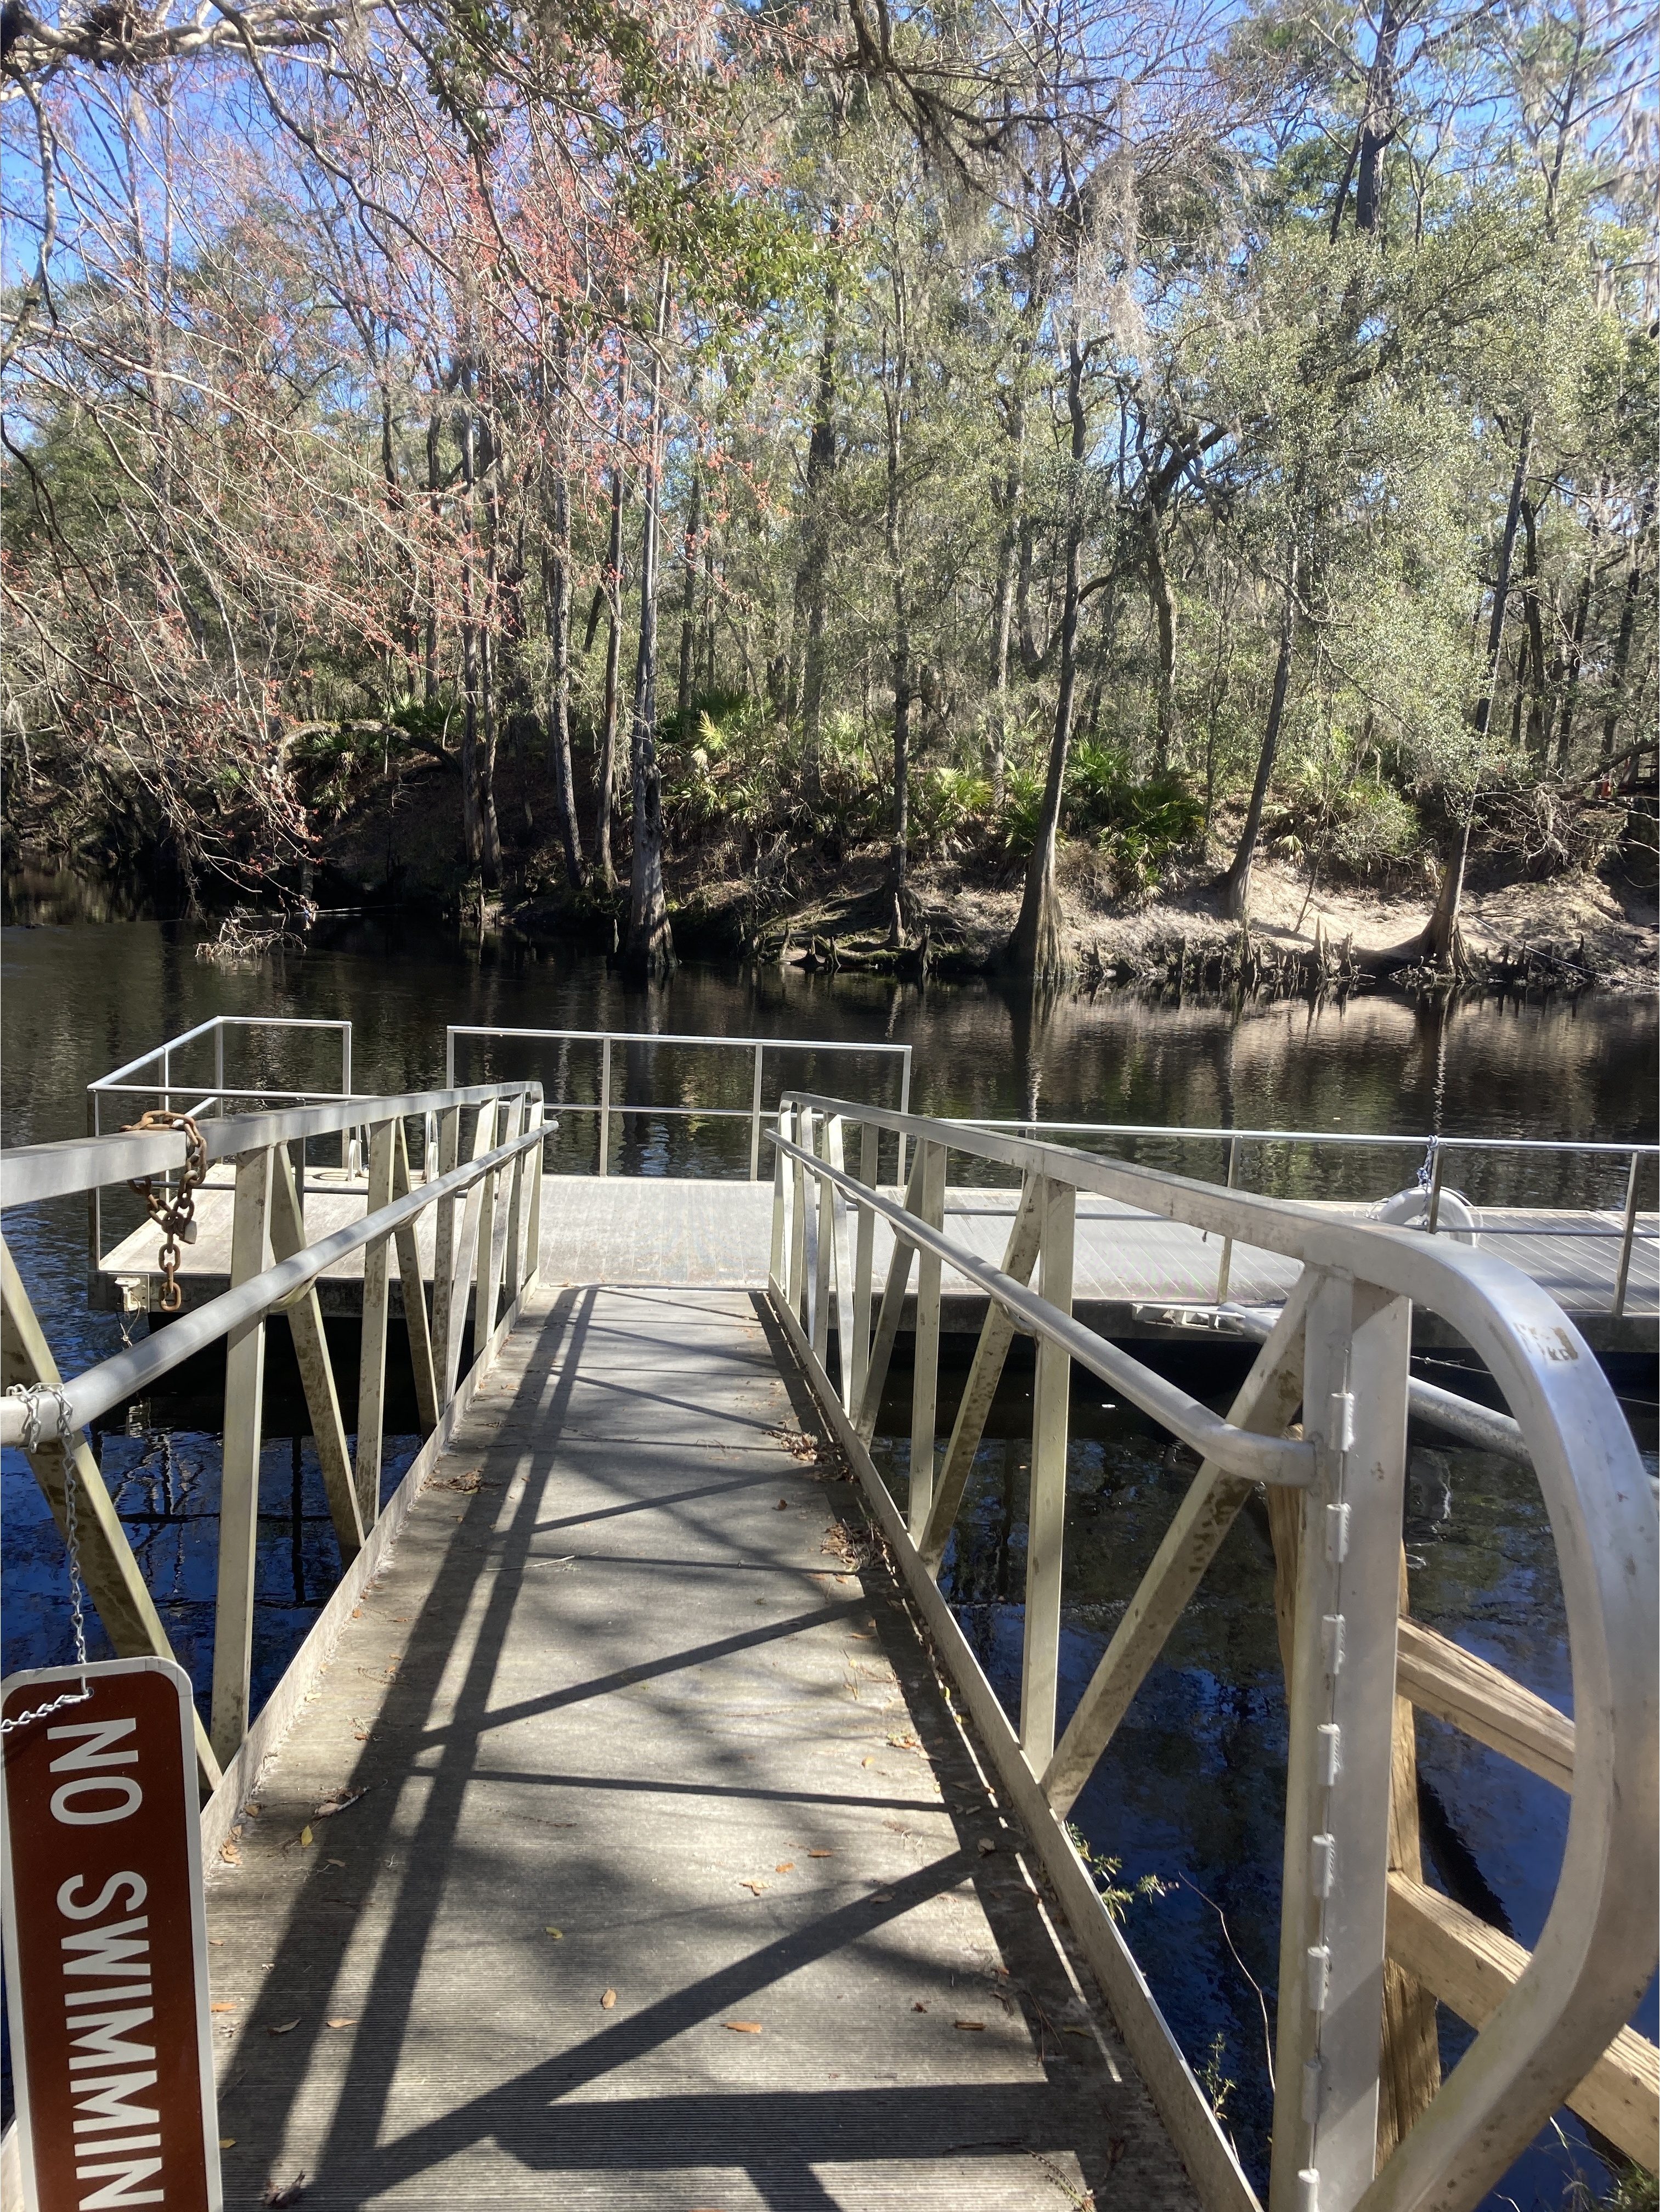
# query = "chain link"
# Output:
<box><xmin>2</xmin><ymin>1383</ymin><xmax>93</xmax><ymax>1734</ymax></box>
<box><xmin>123</xmin><ymin>1109</ymin><xmax>208</xmax><ymax>1312</ymax></box>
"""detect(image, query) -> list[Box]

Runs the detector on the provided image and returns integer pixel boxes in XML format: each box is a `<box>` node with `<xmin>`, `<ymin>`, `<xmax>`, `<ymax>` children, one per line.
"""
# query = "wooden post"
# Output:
<box><xmin>1377</xmin><ymin>1558</ymin><xmax>1443</xmax><ymax>2164</ymax></box>
<box><xmin>268</xmin><ymin>1146</ymin><xmax>362</xmax><ymax>1564</ymax></box>
<box><xmin>392</xmin><ymin>1121</ymin><xmax>439</xmax><ymax>1435</ymax></box>
<box><xmin>0</xmin><ymin>1239</ymin><xmax>222</xmax><ymax>1793</ymax></box>
<box><xmin>906</xmin><ymin>1139</ymin><xmax>947</xmax><ymax>1545</ymax></box>
<box><xmin>851</xmin><ymin>1122</ymin><xmax>878</xmax><ymax>1417</ymax></box>
<box><xmin>355</xmin><ymin>1116</ymin><xmax>396</xmax><ymax>1528</ymax></box>
<box><xmin>211</xmin><ymin>1146</ymin><xmax>273</xmax><ymax>1767</ymax></box>
<box><xmin>1019</xmin><ymin>1176</ymin><xmax>1075</xmax><ymax>1769</ymax></box>
<box><xmin>1268</xmin><ymin>1275</ymin><xmax>1411</xmax><ymax>2212</ymax></box>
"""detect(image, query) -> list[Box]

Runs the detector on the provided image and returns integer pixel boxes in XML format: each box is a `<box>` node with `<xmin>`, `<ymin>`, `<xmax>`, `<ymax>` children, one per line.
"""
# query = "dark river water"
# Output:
<box><xmin>2</xmin><ymin>906</ymin><xmax>1656</xmax><ymax>2204</ymax></box>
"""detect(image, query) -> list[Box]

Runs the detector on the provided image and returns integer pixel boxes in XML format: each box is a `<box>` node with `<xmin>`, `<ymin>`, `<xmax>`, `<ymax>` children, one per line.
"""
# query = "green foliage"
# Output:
<box><xmin>1065</xmin><ymin>1822</ymin><xmax>1169</xmax><ymax>1923</ymax></box>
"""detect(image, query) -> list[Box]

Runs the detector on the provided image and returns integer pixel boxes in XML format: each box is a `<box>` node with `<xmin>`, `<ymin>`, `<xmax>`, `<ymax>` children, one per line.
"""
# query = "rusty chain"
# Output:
<box><xmin>123</xmin><ymin>1108</ymin><xmax>208</xmax><ymax>1313</ymax></box>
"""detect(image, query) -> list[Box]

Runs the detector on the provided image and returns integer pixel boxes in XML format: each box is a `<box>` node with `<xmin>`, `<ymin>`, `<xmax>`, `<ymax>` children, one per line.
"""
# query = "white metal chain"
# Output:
<box><xmin>2</xmin><ymin>1384</ymin><xmax>93</xmax><ymax>1733</ymax></box>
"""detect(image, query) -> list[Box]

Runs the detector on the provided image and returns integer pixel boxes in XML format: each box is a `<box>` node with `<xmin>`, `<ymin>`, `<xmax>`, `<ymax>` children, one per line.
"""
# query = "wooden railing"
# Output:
<box><xmin>766</xmin><ymin>1092</ymin><xmax>1658</xmax><ymax>2212</ymax></box>
<box><xmin>1</xmin><ymin>1080</ymin><xmax>545</xmax><ymax>1791</ymax></box>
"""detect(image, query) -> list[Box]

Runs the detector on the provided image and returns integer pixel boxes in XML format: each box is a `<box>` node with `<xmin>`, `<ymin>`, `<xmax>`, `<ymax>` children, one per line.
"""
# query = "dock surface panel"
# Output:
<box><xmin>100</xmin><ymin>1175</ymin><xmax>1659</xmax><ymax>1342</ymax></box>
<box><xmin>205</xmin><ymin>1285</ymin><xmax>1194</xmax><ymax>2209</ymax></box>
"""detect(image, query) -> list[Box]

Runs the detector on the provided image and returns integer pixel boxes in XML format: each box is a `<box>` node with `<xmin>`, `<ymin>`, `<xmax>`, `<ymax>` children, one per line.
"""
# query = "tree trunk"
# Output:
<box><xmin>1222</xmin><ymin>538</ymin><xmax>1298</xmax><ymax>924</ymax></box>
<box><xmin>1417</xmin><ymin>416</ymin><xmax>1532</xmax><ymax>962</ymax></box>
<box><xmin>1146</xmin><ymin>517</ymin><xmax>1177</xmax><ymax>771</ymax></box>
<box><xmin>676</xmin><ymin>466</ymin><xmax>702</xmax><ymax>727</ymax></box>
<box><xmin>1601</xmin><ymin>490</ymin><xmax>1652</xmax><ymax>760</ymax></box>
<box><xmin>459</xmin><ymin>404</ymin><xmax>483</xmax><ymax>870</ymax></box>
<box><xmin>799</xmin><ymin>295</ymin><xmax>839</xmax><ymax>755</ymax></box>
<box><xmin>478</xmin><ymin>450</ymin><xmax>502</xmax><ymax>886</ymax></box>
<box><xmin>1007</xmin><ymin>331</ymin><xmax>1087</xmax><ymax>982</ymax></box>
<box><xmin>884</xmin><ymin>274</ymin><xmax>911</xmax><ymax>944</ymax></box>
<box><xmin>424</xmin><ymin>410</ymin><xmax>443</xmax><ymax>703</ymax></box>
<box><xmin>624</xmin><ymin>270</ymin><xmax>674</xmax><ymax>980</ymax></box>
<box><xmin>1552</xmin><ymin>560</ymin><xmax>1595</xmax><ymax>770</ymax></box>
<box><xmin>1520</xmin><ymin>498</ymin><xmax>1549</xmax><ymax>759</ymax></box>
<box><xmin>987</xmin><ymin>384</ymin><xmax>1024</xmax><ymax>804</ymax></box>
<box><xmin>593</xmin><ymin>459</ymin><xmax>626</xmax><ymax>890</ymax></box>
<box><xmin>543</xmin><ymin>468</ymin><xmax>585</xmax><ymax>888</ymax></box>
<box><xmin>1353</xmin><ymin>0</ymin><xmax>1401</xmax><ymax>235</ymax></box>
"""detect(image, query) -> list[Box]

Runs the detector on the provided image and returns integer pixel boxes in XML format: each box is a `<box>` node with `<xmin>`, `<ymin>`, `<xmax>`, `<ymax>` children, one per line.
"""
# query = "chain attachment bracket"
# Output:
<box><xmin>123</xmin><ymin>1109</ymin><xmax>208</xmax><ymax>1313</ymax></box>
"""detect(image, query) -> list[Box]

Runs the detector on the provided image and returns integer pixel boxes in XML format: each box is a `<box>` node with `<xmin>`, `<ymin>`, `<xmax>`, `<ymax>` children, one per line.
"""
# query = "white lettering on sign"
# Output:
<box><xmin>54</xmin><ymin>1872</ymin><xmax>166</xmax><ymax>2205</ymax></box>
<box><xmin>74</xmin><ymin>2157</ymin><xmax>165</xmax><ymax>2209</ymax></box>
<box><xmin>47</xmin><ymin>1719</ymin><xmax>143</xmax><ymax>1826</ymax></box>
<box><xmin>58</xmin><ymin>1874</ymin><xmax>149</xmax><ymax>1922</ymax></box>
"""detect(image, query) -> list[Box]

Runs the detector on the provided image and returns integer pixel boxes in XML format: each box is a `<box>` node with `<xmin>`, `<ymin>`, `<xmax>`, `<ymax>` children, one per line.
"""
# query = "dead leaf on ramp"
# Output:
<box><xmin>268</xmin><ymin>2019</ymin><xmax>301</xmax><ymax>2036</ymax></box>
<box><xmin>723</xmin><ymin>2021</ymin><xmax>763</xmax><ymax>2034</ymax></box>
<box><xmin>600</xmin><ymin>1987</ymin><xmax>617</xmax><ymax>2010</ymax></box>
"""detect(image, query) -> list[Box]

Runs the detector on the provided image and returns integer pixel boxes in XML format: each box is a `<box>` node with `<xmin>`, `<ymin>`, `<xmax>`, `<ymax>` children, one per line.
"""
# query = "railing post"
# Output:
<box><xmin>502</xmin><ymin>1101</ymin><xmax>527</xmax><ymax>1309</ymax></box>
<box><xmin>1269</xmin><ymin>1271</ymin><xmax>1411</xmax><ymax>2212</ymax></box>
<box><xmin>524</xmin><ymin>1097</ymin><xmax>545</xmax><ymax>1293</ymax></box>
<box><xmin>812</xmin><ymin>1114</ymin><xmax>837</xmax><ymax>1368</ymax></box>
<box><xmin>897</xmin><ymin>1051</ymin><xmax>912</xmax><ymax>1190</ymax></box>
<box><xmin>391</xmin><ymin>1121</ymin><xmax>439</xmax><ymax>1435</ymax></box>
<box><xmin>431</xmin><ymin>1106</ymin><xmax>462</xmax><ymax>1402</ymax></box>
<box><xmin>340</xmin><ymin>1023</ymin><xmax>353</xmax><ymax>1170</ymax></box>
<box><xmin>1215</xmin><ymin>1135</ymin><xmax>1239</xmax><ymax>1306</ymax></box>
<box><xmin>906</xmin><ymin>1139</ymin><xmax>947</xmax><ymax>1544</ymax></box>
<box><xmin>789</xmin><ymin>1108</ymin><xmax>812</xmax><ymax>1321</ymax></box>
<box><xmin>1424</xmin><ymin>1142</ymin><xmax>1447</xmax><ymax>1234</ymax></box>
<box><xmin>750</xmin><ymin>1043</ymin><xmax>765</xmax><ymax>1180</ymax></box>
<box><xmin>1019</xmin><ymin>1176</ymin><xmax>1075</xmax><ymax>1769</ymax></box>
<box><xmin>213</xmin><ymin>1022</ymin><xmax>225</xmax><ymax>1113</ymax></box>
<box><xmin>210</xmin><ymin>1145</ymin><xmax>274</xmax><ymax>1767</ymax></box>
<box><xmin>852</xmin><ymin>1121</ymin><xmax>878</xmax><ymax>1415</ymax></box>
<box><xmin>355</xmin><ymin>1116</ymin><xmax>396</xmax><ymax>1529</ymax></box>
<box><xmin>1612</xmin><ymin>1150</ymin><xmax>1641</xmax><ymax>1319</ymax></box>
<box><xmin>598</xmin><ymin>1036</ymin><xmax>613</xmax><ymax>1177</ymax></box>
<box><xmin>769</xmin><ymin>1102</ymin><xmax>793</xmax><ymax>1288</ymax></box>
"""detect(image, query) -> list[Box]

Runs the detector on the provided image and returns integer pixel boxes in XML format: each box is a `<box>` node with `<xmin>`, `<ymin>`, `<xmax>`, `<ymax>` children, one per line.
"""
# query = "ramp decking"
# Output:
<box><xmin>204</xmin><ymin>1286</ymin><xmax>1195</xmax><ymax>2210</ymax></box>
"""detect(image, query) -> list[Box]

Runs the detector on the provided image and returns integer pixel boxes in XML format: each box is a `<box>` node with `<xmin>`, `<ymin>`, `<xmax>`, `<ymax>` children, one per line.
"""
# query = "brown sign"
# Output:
<box><xmin>2</xmin><ymin>1657</ymin><xmax>220</xmax><ymax>2212</ymax></box>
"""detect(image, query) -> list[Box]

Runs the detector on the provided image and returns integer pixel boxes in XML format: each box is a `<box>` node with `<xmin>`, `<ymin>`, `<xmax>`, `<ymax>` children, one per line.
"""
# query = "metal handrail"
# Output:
<box><xmin>769</xmin><ymin>1090</ymin><xmax>1657</xmax><ymax>2212</ymax></box>
<box><xmin>2</xmin><ymin>1077</ymin><xmax>546</xmax><ymax>1783</ymax></box>
<box><xmin>947</xmin><ymin>1119</ymin><xmax>1657</xmax><ymax>1317</ymax></box>
<box><xmin>0</xmin><ymin>1117</ymin><xmax>544</xmax><ymax>1443</ymax></box>
<box><xmin>445</xmin><ymin>1024</ymin><xmax>912</xmax><ymax>1178</ymax></box>
<box><xmin>8</xmin><ymin>1082</ymin><xmax>539</xmax><ymax>1210</ymax></box>
<box><xmin>87</xmin><ymin>1016</ymin><xmax>355</xmax><ymax>1267</ymax></box>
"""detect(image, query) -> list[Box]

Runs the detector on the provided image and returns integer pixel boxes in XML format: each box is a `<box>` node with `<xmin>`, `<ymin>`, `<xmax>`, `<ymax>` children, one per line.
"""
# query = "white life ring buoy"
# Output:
<box><xmin>1370</xmin><ymin>1185</ymin><xmax>1480</xmax><ymax>1246</ymax></box>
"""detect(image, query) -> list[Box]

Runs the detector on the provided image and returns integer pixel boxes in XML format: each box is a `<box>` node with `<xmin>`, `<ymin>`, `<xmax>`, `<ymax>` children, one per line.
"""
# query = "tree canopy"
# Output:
<box><xmin>2</xmin><ymin>0</ymin><xmax>1653</xmax><ymax>973</ymax></box>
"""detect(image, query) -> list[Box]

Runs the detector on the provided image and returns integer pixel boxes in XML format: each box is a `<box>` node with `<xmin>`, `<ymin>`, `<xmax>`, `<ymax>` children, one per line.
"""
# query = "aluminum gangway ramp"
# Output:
<box><xmin>203</xmin><ymin>1285</ymin><xmax>1193</xmax><ymax>2211</ymax></box>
